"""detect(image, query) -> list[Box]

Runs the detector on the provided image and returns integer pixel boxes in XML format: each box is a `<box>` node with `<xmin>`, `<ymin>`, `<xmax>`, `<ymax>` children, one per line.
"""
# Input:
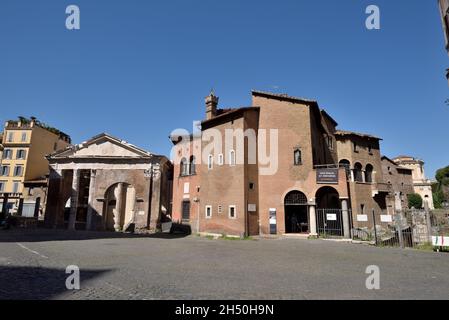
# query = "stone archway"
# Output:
<box><xmin>315</xmin><ymin>186</ymin><xmax>341</xmax><ymax>209</ymax></box>
<box><xmin>103</xmin><ymin>183</ymin><xmax>136</xmax><ymax>232</ymax></box>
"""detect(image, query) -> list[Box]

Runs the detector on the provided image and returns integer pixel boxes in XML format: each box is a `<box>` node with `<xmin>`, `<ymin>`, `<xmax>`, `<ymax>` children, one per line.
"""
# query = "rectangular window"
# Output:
<box><xmin>229</xmin><ymin>205</ymin><xmax>236</xmax><ymax>219</ymax></box>
<box><xmin>205</xmin><ymin>205</ymin><xmax>212</xmax><ymax>219</ymax></box>
<box><xmin>326</xmin><ymin>136</ymin><xmax>333</xmax><ymax>150</ymax></box>
<box><xmin>353</xmin><ymin>142</ymin><xmax>358</xmax><ymax>152</ymax></box>
<box><xmin>0</xmin><ymin>181</ymin><xmax>5</xmax><ymax>192</ymax></box>
<box><xmin>21</xmin><ymin>132</ymin><xmax>27</xmax><ymax>142</ymax></box>
<box><xmin>229</xmin><ymin>150</ymin><xmax>236</xmax><ymax>166</ymax></box>
<box><xmin>17</xmin><ymin>149</ymin><xmax>27</xmax><ymax>160</ymax></box>
<box><xmin>360</xmin><ymin>204</ymin><xmax>365</xmax><ymax>215</ymax></box>
<box><xmin>3</xmin><ymin>149</ymin><xmax>12</xmax><ymax>160</ymax></box>
<box><xmin>7</xmin><ymin>132</ymin><xmax>14</xmax><ymax>142</ymax></box>
<box><xmin>0</xmin><ymin>166</ymin><xmax>9</xmax><ymax>176</ymax></box>
<box><xmin>14</xmin><ymin>166</ymin><xmax>23</xmax><ymax>177</ymax></box>
<box><xmin>208</xmin><ymin>155</ymin><xmax>213</xmax><ymax>170</ymax></box>
<box><xmin>12</xmin><ymin>181</ymin><xmax>20</xmax><ymax>193</ymax></box>
<box><xmin>218</xmin><ymin>154</ymin><xmax>224</xmax><ymax>166</ymax></box>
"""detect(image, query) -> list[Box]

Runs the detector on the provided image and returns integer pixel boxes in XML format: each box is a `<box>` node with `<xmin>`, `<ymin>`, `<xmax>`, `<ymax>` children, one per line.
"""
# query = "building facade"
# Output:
<box><xmin>381</xmin><ymin>156</ymin><xmax>414</xmax><ymax>212</ymax></box>
<box><xmin>0</xmin><ymin>117</ymin><xmax>71</xmax><ymax>215</ymax></box>
<box><xmin>392</xmin><ymin>156</ymin><xmax>435</xmax><ymax>209</ymax></box>
<box><xmin>44</xmin><ymin>133</ymin><xmax>173</xmax><ymax>232</ymax></box>
<box><xmin>171</xmin><ymin>91</ymin><xmax>398</xmax><ymax>238</ymax></box>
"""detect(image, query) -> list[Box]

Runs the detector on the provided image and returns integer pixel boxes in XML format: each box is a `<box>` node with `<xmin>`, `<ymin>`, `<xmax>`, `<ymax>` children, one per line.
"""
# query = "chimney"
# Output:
<box><xmin>205</xmin><ymin>90</ymin><xmax>219</xmax><ymax>120</ymax></box>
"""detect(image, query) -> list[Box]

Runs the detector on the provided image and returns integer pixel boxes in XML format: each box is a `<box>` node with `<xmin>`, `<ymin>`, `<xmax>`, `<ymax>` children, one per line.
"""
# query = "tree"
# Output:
<box><xmin>408</xmin><ymin>193</ymin><xmax>423</xmax><ymax>209</ymax></box>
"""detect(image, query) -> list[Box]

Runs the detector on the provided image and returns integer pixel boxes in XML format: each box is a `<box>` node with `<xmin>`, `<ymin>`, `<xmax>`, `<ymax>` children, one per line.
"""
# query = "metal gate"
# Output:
<box><xmin>317</xmin><ymin>209</ymin><xmax>345</xmax><ymax>237</ymax></box>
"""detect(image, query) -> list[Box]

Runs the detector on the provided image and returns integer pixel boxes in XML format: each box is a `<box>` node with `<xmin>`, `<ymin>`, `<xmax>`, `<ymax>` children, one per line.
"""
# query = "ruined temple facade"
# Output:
<box><xmin>44</xmin><ymin>133</ymin><xmax>172</xmax><ymax>232</ymax></box>
<box><xmin>171</xmin><ymin>91</ymin><xmax>399</xmax><ymax>238</ymax></box>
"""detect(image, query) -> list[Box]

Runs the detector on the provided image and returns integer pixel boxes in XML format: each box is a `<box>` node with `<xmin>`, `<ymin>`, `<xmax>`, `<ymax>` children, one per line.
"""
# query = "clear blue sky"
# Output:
<box><xmin>0</xmin><ymin>0</ymin><xmax>448</xmax><ymax>178</ymax></box>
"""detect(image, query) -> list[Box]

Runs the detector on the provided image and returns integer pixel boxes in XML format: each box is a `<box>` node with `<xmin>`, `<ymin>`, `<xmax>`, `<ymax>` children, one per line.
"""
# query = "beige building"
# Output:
<box><xmin>392</xmin><ymin>156</ymin><xmax>435</xmax><ymax>209</ymax></box>
<box><xmin>171</xmin><ymin>91</ymin><xmax>399</xmax><ymax>238</ymax></box>
<box><xmin>0</xmin><ymin>117</ymin><xmax>71</xmax><ymax>215</ymax></box>
<box><xmin>45</xmin><ymin>133</ymin><xmax>173</xmax><ymax>232</ymax></box>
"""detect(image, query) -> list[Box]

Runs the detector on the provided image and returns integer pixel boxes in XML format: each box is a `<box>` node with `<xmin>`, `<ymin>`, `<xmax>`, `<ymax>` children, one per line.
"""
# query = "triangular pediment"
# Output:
<box><xmin>50</xmin><ymin>133</ymin><xmax>152</xmax><ymax>159</ymax></box>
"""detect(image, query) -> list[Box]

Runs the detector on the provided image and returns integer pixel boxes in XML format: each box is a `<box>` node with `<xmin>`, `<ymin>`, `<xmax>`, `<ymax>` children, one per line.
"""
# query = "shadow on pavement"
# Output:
<box><xmin>0</xmin><ymin>265</ymin><xmax>110</xmax><ymax>300</ymax></box>
<box><xmin>0</xmin><ymin>228</ymin><xmax>190</xmax><ymax>243</ymax></box>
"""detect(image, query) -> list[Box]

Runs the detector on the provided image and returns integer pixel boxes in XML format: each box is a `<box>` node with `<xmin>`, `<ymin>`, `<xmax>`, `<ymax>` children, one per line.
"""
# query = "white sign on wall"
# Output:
<box><xmin>380</xmin><ymin>215</ymin><xmax>393</xmax><ymax>223</ymax></box>
<box><xmin>183</xmin><ymin>182</ymin><xmax>190</xmax><ymax>194</ymax></box>
<box><xmin>326</xmin><ymin>214</ymin><xmax>337</xmax><ymax>221</ymax></box>
<box><xmin>357</xmin><ymin>215</ymin><xmax>368</xmax><ymax>222</ymax></box>
<box><xmin>248</xmin><ymin>204</ymin><xmax>257</xmax><ymax>212</ymax></box>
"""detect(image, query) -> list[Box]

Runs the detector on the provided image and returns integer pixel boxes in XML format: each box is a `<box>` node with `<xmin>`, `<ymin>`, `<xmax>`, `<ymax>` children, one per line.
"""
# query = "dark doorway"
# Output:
<box><xmin>284</xmin><ymin>191</ymin><xmax>309</xmax><ymax>234</ymax></box>
<box><xmin>182</xmin><ymin>201</ymin><xmax>190</xmax><ymax>221</ymax></box>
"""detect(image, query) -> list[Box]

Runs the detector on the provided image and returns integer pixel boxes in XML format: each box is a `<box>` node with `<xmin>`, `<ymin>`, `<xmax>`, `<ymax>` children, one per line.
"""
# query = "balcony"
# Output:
<box><xmin>372</xmin><ymin>182</ymin><xmax>391</xmax><ymax>196</ymax></box>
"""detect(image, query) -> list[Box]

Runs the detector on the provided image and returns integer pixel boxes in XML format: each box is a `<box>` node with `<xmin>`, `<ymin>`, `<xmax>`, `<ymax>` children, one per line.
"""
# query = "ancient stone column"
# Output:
<box><xmin>309</xmin><ymin>204</ymin><xmax>317</xmax><ymax>236</ymax></box>
<box><xmin>86</xmin><ymin>169</ymin><xmax>97</xmax><ymax>231</ymax></box>
<box><xmin>350</xmin><ymin>169</ymin><xmax>355</xmax><ymax>182</ymax></box>
<box><xmin>149</xmin><ymin>164</ymin><xmax>162</xmax><ymax>231</ymax></box>
<box><xmin>341</xmin><ymin>199</ymin><xmax>350</xmax><ymax>239</ymax></box>
<box><xmin>68</xmin><ymin>169</ymin><xmax>80</xmax><ymax>231</ymax></box>
<box><xmin>114</xmin><ymin>183</ymin><xmax>124</xmax><ymax>231</ymax></box>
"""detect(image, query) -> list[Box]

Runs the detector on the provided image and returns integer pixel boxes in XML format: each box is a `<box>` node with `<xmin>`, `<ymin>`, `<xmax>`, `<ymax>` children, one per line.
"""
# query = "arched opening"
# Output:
<box><xmin>365</xmin><ymin>164</ymin><xmax>373</xmax><ymax>183</ymax></box>
<box><xmin>339</xmin><ymin>159</ymin><xmax>351</xmax><ymax>179</ymax></box>
<box><xmin>284</xmin><ymin>190</ymin><xmax>308</xmax><ymax>234</ymax></box>
<box><xmin>103</xmin><ymin>183</ymin><xmax>136</xmax><ymax>232</ymax></box>
<box><xmin>180</xmin><ymin>158</ymin><xmax>188</xmax><ymax>176</ymax></box>
<box><xmin>189</xmin><ymin>156</ymin><xmax>196</xmax><ymax>175</ymax></box>
<box><xmin>354</xmin><ymin>162</ymin><xmax>363</xmax><ymax>182</ymax></box>
<box><xmin>315</xmin><ymin>186</ymin><xmax>343</xmax><ymax>236</ymax></box>
<box><xmin>316</xmin><ymin>186</ymin><xmax>341</xmax><ymax>209</ymax></box>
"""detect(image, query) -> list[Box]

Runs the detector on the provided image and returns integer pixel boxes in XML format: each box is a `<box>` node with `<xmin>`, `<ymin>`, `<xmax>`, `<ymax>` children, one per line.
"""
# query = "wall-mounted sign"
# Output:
<box><xmin>316</xmin><ymin>168</ymin><xmax>339</xmax><ymax>184</ymax></box>
<box><xmin>248</xmin><ymin>204</ymin><xmax>257</xmax><ymax>212</ymax></box>
<box><xmin>357</xmin><ymin>215</ymin><xmax>368</xmax><ymax>222</ymax></box>
<box><xmin>380</xmin><ymin>215</ymin><xmax>393</xmax><ymax>223</ymax></box>
<box><xmin>326</xmin><ymin>213</ymin><xmax>337</xmax><ymax>221</ymax></box>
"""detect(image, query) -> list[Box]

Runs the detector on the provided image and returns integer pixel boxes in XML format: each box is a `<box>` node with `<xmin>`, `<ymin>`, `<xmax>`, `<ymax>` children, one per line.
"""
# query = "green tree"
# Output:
<box><xmin>408</xmin><ymin>193</ymin><xmax>423</xmax><ymax>209</ymax></box>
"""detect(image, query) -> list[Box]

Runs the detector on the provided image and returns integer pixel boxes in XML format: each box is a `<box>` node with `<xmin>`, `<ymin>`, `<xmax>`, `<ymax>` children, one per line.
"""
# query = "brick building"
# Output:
<box><xmin>171</xmin><ymin>90</ymin><xmax>407</xmax><ymax>238</ymax></box>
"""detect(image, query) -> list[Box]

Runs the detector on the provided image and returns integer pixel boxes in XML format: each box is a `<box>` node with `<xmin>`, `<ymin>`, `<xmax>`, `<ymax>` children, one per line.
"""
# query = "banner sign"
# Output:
<box><xmin>316</xmin><ymin>168</ymin><xmax>339</xmax><ymax>184</ymax></box>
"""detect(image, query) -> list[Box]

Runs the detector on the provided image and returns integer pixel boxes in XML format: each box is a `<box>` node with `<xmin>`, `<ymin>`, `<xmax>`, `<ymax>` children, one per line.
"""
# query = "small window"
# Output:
<box><xmin>368</xmin><ymin>145</ymin><xmax>372</xmax><ymax>153</ymax></box>
<box><xmin>353</xmin><ymin>142</ymin><xmax>358</xmax><ymax>152</ymax></box>
<box><xmin>249</xmin><ymin>182</ymin><xmax>255</xmax><ymax>190</ymax></box>
<box><xmin>229</xmin><ymin>205</ymin><xmax>236</xmax><ymax>219</ymax></box>
<box><xmin>3</xmin><ymin>149</ymin><xmax>12</xmax><ymax>160</ymax></box>
<box><xmin>180</xmin><ymin>158</ymin><xmax>188</xmax><ymax>176</ymax></box>
<box><xmin>7</xmin><ymin>132</ymin><xmax>14</xmax><ymax>142</ymax></box>
<box><xmin>12</xmin><ymin>181</ymin><xmax>20</xmax><ymax>193</ymax></box>
<box><xmin>17</xmin><ymin>150</ymin><xmax>27</xmax><ymax>160</ymax></box>
<box><xmin>21</xmin><ymin>132</ymin><xmax>27</xmax><ymax>142</ymax></box>
<box><xmin>294</xmin><ymin>149</ymin><xmax>302</xmax><ymax>166</ymax></box>
<box><xmin>0</xmin><ymin>181</ymin><xmax>5</xmax><ymax>192</ymax></box>
<box><xmin>205</xmin><ymin>205</ymin><xmax>212</xmax><ymax>219</ymax></box>
<box><xmin>360</xmin><ymin>204</ymin><xmax>365</xmax><ymax>215</ymax></box>
<box><xmin>14</xmin><ymin>166</ymin><xmax>24</xmax><ymax>177</ymax></box>
<box><xmin>1</xmin><ymin>166</ymin><xmax>10</xmax><ymax>177</ymax></box>
<box><xmin>189</xmin><ymin>156</ymin><xmax>196</xmax><ymax>175</ymax></box>
<box><xmin>326</xmin><ymin>136</ymin><xmax>333</xmax><ymax>150</ymax></box>
<box><xmin>229</xmin><ymin>150</ymin><xmax>236</xmax><ymax>166</ymax></box>
<box><xmin>208</xmin><ymin>154</ymin><xmax>213</xmax><ymax>170</ymax></box>
<box><xmin>218</xmin><ymin>154</ymin><xmax>224</xmax><ymax>166</ymax></box>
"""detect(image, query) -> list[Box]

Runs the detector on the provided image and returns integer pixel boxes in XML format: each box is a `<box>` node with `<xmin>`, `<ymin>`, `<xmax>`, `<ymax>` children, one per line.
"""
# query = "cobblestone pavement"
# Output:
<box><xmin>1</xmin><ymin>229</ymin><xmax>449</xmax><ymax>300</ymax></box>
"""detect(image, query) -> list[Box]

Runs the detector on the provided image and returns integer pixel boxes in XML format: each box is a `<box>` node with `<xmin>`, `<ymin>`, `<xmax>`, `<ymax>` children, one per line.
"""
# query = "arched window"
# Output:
<box><xmin>294</xmin><ymin>149</ymin><xmax>302</xmax><ymax>166</ymax></box>
<box><xmin>339</xmin><ymin>159</ymin><xmax>351</xmax><ymax>179</ymax></box>
<box><xmin>189</xmin><ymin>156</ymin><xmax>196</xmax><ymax>175</ymax></box>
<box><xmin>354</xmin><ymin>162</ymin><xmax>363</xmax><ymax>182</ymax></box>
<box><xmin>365</xmin><ymin>164</ymin><xmax>373</xmax><ymax>183</ymax></box>
<box><xmin>180</xmin><ymin>158</ymin><xmax>188</xmax><ymax>176</ymax></box>
<box><xmin>208</xmin><ymin>154</ymin><xmax>213</xmax><ymax>170</ymax></box>
<box><xmin>229</xmin><ymin>150</ymin><xmax>236</xmax><ymax>166</ymax></box>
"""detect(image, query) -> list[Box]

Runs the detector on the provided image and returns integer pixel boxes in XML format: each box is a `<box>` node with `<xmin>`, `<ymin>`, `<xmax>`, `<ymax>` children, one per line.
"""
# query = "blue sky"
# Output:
<box><xmin>0</xmin><ymin>0</ymin><xmax>448</xmax><ymax>178</ymax></box>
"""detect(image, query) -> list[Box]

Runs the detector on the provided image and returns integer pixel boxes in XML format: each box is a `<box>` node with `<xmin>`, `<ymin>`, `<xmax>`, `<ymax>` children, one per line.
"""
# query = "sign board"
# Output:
<box><xmin>380</xmin><ymin>215</ymin><xmax>393</xmax><ymax>223</ymax></box>
<box><xmin>316</xmin><ymin>168</ymin><xmax>339</xmax><ymax>184</ymax></box>
<box><xmin>248</xmin><ymin>204</ymin><xmax>257</xmax><ymax>212</ymax></box>
<box><xmin>357</xmin><ymin>214</ymin><xmax>368</xmax><ymax>222</ymax></box>
<box><xmin>432</xmin><ymin>236</ymin><xmax>449</xmax><ymax>247</ymax></box>
<box><xmin>326</xmin><ymin>214</ymin><xmax>337</xmax><ymax>221</ymax></box>
<box><xmin>269</xmin><ymin>208</ymin><xmax>277</xmax><ymax>235</ymax></box>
